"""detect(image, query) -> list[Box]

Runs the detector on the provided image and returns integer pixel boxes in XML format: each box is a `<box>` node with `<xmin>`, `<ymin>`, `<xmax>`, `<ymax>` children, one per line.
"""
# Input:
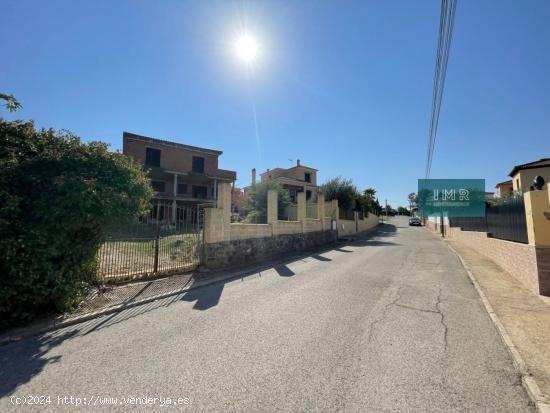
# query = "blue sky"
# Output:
<box><xmin>2</xmin><ymin>0</ymin><xmax>549</xmax><ymax>208</ymax></box>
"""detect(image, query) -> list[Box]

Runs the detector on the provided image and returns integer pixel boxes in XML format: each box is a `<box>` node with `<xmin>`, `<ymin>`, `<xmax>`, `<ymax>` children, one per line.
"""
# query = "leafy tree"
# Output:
<box><xmin>357</xmin><ymin>187</ymin><xmax>382</xmax><ymax>214</ymax></box>
<box><xmin>397</xmin><ymin>206</ymin><xmax>410</xmax><ymax>215</ymax></box>
<box><xmin>0</xmin><ymin>119</ymin><xmax>153</xmax><ymax>328</ymax></box>
<box><xmin>319</xmin><ymin>177</ymin><xmax>358</xmax><ymax>210</ymax></box>
<box><xmin>408</xmin><ymin>192</ymin><xmax>417</xmax><ymax>207</ymax></box>
<box><xmin>244</xmin><ymin>180</ymin><xmax>291</xmax><ymax>223</ymax></box>
<box><xmin>1</xmin><ymin>93</ymin><xmax>22</xmax><ymax>112</ymax></box>
<box><xmin>382</xmin><ymin>203</ymin><xmax>396</xmax><ymax>216</ymax></box>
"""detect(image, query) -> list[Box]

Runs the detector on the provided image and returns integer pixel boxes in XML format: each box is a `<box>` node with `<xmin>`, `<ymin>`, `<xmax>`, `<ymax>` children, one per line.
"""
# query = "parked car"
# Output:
<box><xmin>409</xmin><ymin>217</ymin><xmax>422</xmax><ymax>226</ymax></box>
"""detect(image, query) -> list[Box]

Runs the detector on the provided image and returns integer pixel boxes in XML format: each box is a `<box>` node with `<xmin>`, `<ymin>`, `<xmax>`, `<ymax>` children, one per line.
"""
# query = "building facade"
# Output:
<box><xmin>495</xmin><ymin>180</ymin><xmax>513</xmax><ymax>198</ymax></box>
<box><xmin>258</xmin><ymin>159</ymin><xmax>319</xmax><ymax>202</ymax></box>
<box><xmin>123</xmin><ymin>132</ymin><xmax>236</xmax><ymax>220</ymax></box>
<box><xmin>509</xmin><ymin>158</ymin><xmax>550</xmax><ymax>193</ymax></box>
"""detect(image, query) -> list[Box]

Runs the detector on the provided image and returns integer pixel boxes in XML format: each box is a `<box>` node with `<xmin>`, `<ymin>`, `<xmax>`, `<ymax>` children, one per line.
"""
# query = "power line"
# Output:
<box><xmin>425</xmin><ymin>0</ymin><xmax>457</xmax><ymax>178</ymax></box>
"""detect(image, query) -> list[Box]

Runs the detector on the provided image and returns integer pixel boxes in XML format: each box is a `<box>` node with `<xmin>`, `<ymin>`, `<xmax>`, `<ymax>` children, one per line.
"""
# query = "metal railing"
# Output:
<box><xmin>98</xmin><ymin>200</ymin><xmax>204</xmax><ymax>281</ymax></box>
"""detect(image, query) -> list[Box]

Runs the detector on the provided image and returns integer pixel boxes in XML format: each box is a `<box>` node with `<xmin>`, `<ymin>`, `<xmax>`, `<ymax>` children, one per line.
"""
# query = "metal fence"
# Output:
<box><xmin>98</xmin><ymin>200</ymin><xmax>205</xmax><ymax>281</ymax></box>
<box><xmin>486</xmin><ymin>196</ymin><xmax>528</xmax><ymax>243</ymax></box>
<box><xmin>448</xmin><ymin>216</ymin><xmax>487</xmax><ymax>232</ymax></box>
<box><xmin>448</xmin><ymin>196</ymin><xmax>528</xmax><ymax>244</ymax></box>
<box><xmin>306</xmin><ymin>203</ymin><xmax>318</xmax><ymax>219</ymax></box>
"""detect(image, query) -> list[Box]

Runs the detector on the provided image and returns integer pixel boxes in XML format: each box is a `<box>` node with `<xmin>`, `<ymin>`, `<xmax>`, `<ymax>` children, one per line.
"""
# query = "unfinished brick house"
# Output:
<box><xmin>123</xmin><ymin>131</ymin><xmax>236</xmax><ymax>221</ymax></box>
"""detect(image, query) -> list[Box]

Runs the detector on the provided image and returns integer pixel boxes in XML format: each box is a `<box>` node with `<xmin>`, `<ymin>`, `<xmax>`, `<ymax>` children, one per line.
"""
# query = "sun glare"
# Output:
<box><xmin>235</xmin><ymin>34</ymin><xmax>259</xmax><ymax>63</ymax></box>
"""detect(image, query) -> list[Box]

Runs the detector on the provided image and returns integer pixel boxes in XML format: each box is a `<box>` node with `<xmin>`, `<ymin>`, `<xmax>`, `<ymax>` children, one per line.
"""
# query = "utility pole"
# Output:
<box><xmin>385</xmin><ymin>199</ymin><xmax>388</xmax><ymax>221</ymax></box>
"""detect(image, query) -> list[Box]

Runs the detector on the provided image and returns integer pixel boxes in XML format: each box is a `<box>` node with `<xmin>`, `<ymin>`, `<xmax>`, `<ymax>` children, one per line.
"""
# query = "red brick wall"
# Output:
<box><xmin>124</xmin><ymin>137</ymin><xmax>219</xmax><ymax>174</ymax></box>
<box><xmin>447</xmin><ymin>226</ymin><xmax>542</xmax><ymax>295</ymax></box>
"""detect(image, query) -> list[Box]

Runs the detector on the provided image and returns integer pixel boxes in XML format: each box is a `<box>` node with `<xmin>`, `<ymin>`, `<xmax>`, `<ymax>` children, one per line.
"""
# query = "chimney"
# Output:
<box><xmin>252</xmin><ymin>168</ymin><xmax>256</xmax><ymax>185</ymax></box>
<box><xmin>297</xmin><ymin>159</ymin><xmax>301</xmax><ymax>167</ymax></box>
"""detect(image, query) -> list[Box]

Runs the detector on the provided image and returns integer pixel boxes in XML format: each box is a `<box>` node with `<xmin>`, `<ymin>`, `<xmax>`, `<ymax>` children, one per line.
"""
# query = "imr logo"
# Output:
<box><xmin>433</xmin><ymin>189</ymin><xmax>470</xmax><ymax>201</ymax></box>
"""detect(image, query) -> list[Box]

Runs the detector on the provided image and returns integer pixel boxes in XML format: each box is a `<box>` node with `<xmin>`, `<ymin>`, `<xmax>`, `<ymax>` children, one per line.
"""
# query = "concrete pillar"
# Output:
<box><xmin>317</xmin><ymin>194</ymin><xmax>326</xmax><ymax>230</ymax></box>
<box><xmin>297</xmin><ymin>191</ymin><xmax>306</xmax><ymax>221</ymax></box>
<box><xmin>524</xmin><ymin>189</ymin><xmax>550</xmax><ymax>246</ymax></box>
<box><xmin>331</xmin><ymin>199</ymin><xmax>339</xmax><ymax>219</ymax></box>
<box><xmin>204</xmin><ymin>182</ymin><xmax>232</xmax><ymax>244</ymax></box>
<box><xmin>267</xmin><ymin>189</ymin><xmax>278</xmax><ymax>224</ymax></box>
<box><xmin>172</xmin><ymin>173</ymin><xmax>178</xmax><ymax>223</ymax></box>
<box><xmin>217</xmin><ymin>182</ymin><xmax>232</xmax><ymax>211</ymax></box>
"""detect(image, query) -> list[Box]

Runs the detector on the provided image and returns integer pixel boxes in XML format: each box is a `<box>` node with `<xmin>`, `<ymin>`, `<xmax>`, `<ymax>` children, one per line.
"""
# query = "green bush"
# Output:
<box><xmin>319</xmin><ymin>177</ymin><xmax>359</xmax><ymax>210</ymax></box>
<box><xmin>0</xmin><ymin>119</ymin><xmax>153</xmax><ymax>329</ymax></box>
<box><xmin>244</xmin><ymin>180</ymin><xmax>291</xmax><ymax>223</ymax></box>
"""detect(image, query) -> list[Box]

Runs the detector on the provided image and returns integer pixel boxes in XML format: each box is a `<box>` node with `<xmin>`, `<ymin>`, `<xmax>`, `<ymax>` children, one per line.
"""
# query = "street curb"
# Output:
<box><xmin>0</xmin><ymin>226</ymin><xmax>380</xmax><ymax>346</ymax></box>
<box><xmin>0</xmin><ymin>235</ymin><xmax>356</xmax><ymax>346</ymax></box>
<box><xmin>445</xmin><ymin>240</ymin><xmax>550</xmax><ymax>413</ymax></box>
<box><xmin>0</xmin><ymin>266</ymin><xmax>263</xmax><ymax>347</ymax></box>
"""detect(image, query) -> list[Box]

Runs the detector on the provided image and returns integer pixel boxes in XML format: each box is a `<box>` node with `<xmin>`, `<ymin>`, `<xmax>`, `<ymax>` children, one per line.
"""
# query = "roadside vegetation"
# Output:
<box><xmin>0</xmin><ymin>94</ymin><xmax>153</xmax><ymax>329</ymax></box>
<box><xmin>244</xmin><ymin>180</ymin><xmax>291</xmax><ymax>223</ymax></box>
<box><xmin>320</xmin><ymin>177</ymin><xmax>382</xmax><ymax>215</ymax></box>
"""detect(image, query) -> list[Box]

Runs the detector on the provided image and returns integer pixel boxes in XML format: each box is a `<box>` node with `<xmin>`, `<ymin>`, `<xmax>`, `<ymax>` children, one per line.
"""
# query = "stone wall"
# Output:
<box><xmin>204</xmin><ymin>230</ymin><xmax>338</xmax><ymax>269</ymax></box>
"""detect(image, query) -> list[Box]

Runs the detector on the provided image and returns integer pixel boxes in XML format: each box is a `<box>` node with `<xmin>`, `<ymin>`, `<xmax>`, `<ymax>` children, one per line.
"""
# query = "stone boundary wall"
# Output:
<box><xmin>273</xmin><ymin>221</ymin><xmax>302</xmax><ymax>235</ymax></box>
<box><xmin>229</xmin><ymin>223</ymin><xmax>272</xmax><ymax>240</ymax></box>
<box><xmin>303</xmin><ymin>218</ymin><xmax>323</xmax><ymax>233</ymax></box>
<box><xmin>337</xmin><ymin>214</ymin><xmax>380</xmax><ymax>238</ymax></box>
<box><xmin>204</xmin><ymin>230</ymin><xmax>338</xmax><ymax>269</ymax></box>
<box><xmin>358</xmin><ymin>213</ymin><xmax>380</xmax><ymax>233</ymax></box>
<box><xmin>338</xmin><ymin>219</ymin><xmax>357</xmax><ymax>237</ymax></box>
<box><xmin>203</xmin><ymin>183</ymin><xmax>379</xmax><ymax>270</ymax></box>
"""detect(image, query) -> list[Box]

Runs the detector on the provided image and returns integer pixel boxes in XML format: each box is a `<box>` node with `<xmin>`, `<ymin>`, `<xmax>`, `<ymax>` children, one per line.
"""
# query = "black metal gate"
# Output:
<box><xmin>486</xmin><ymin>196</ymin><xmax>528</xmax><ymax>243</ymax></box>
<box><xmin>98</xmin><ymin>200</ymin><xmax>206</xmax><ymax>281</ymax></box>
<box><xmin>449</xmin><ymin>196</ymin><xmax>528</xmax><ymax>244</ymax></box>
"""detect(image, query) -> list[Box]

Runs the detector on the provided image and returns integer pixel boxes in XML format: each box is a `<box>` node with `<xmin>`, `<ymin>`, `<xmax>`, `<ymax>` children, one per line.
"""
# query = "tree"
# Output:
<box><xmin>397</xmin><ymin>206</ymin><xmax>410</xmax><ymax>215</ymax></box>
<box><xmin>1</xmin><ymin>93</ymin><xmax>22</xmax><ymax>112</ymax></box>
<box><xmin>408</xmin><ymin>192</ymin><xmax>417</xmax><ymax>210</ymax></box>
<box><xmin>244</xmin><ymin>180</ymin><xmax>291</xmax><ymax>223</ymax></box>
<box><xmin>357</xmin><ymin>187</ymin><xmax>382</xmax><ymax>215</ymax></box>
<box><xmin>319</xmin><ymin>177</ymin><xmax>359</xmax><ymax>210</ymax></box>
<box><xmin>0</xmin><ymin>119</ymin><xmax>153</xmax><ymax>328</ymax></box>
<box><xmin>382</xmin><ymin>203</ymin><xmax>396</xmax><ymax>216</ymax></box>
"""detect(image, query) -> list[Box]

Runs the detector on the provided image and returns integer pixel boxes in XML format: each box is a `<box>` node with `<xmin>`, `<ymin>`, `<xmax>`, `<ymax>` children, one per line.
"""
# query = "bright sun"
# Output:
<box><xmin>235</xmin><ymin>35</ymin><xmax>259</xmax><ymax>63</ymax></box>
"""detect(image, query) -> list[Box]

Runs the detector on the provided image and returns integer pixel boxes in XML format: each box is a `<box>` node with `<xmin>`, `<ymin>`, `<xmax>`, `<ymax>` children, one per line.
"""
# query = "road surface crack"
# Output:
<box><xmin>367</xmin><ymin>287</ymin><xmax>402</xmax><ymax>345</ymax></box>
<box><xmin>393</xmin><ymin>302</ymin><xmax>439</xmax><ymax>314</ymax></box>
<box><xmin>435</xmin><ymin>285</ymin><xmax>449</xmax><ymax>351</ymax></box>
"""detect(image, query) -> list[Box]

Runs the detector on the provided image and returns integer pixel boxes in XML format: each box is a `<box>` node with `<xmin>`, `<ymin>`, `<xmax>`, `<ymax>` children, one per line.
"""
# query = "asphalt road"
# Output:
<box><xmin>0</xmin><ymin>217</ymin><xmax>534</xmax><ymax>412</ymax></box>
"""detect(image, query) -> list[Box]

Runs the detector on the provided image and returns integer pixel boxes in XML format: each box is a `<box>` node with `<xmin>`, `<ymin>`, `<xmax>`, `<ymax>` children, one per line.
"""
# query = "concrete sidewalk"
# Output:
<box><xmin>447</xmin><ymin>239</ymin><xmax>550</xmax><ymax>409</ymax></box>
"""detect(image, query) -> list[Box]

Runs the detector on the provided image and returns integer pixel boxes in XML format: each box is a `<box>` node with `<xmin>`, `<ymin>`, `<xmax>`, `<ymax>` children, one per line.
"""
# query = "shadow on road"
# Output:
<box><xmin>0</xmin><ymin>221</ymin><xmax>402</xmax><ymax>398</ymax></box>
<box><xmin>181</xmin><ymin>282</ymin><xmax>225</xmax><ymax>310</ymax></box>
<box><xmin>274</xmin><ymin>264</ymin><xmax>296</xmax><ymax>277</ymax></box>
<box><xmin>0</xmin><ymin>330</ymin><xmax>78</xmax><ymax>398</ymax></box>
